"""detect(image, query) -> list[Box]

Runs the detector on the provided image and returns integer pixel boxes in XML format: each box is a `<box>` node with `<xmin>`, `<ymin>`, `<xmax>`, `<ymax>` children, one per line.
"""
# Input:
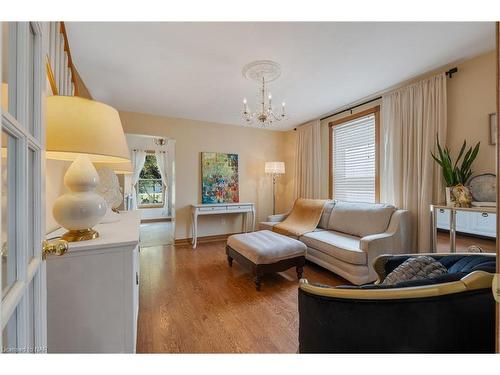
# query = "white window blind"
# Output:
<box><xmin>332</xmin><ymin>114</ymin><xmax>376</xmax><ymax>203</ymax></box>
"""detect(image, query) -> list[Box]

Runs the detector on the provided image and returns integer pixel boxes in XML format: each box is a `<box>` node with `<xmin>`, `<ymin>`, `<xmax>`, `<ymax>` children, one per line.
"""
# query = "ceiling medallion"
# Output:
<box><xmin>241</xmin><ymin>60</ymin><xmax>286</xmax><ymax>127</ymax></box>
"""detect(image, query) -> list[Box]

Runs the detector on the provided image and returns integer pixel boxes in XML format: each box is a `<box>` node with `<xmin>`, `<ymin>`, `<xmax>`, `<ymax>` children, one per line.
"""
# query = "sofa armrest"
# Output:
<box><xmin>359</xmin><ymin>232</ymin><xmax>393</xmax><ymax>251</ymax></box>
<box><xmin>360</xmin><ymin>233</ymin><xmax>398</xmax><ymax>282</ymax></box>
<box><xmin>267</xmin><ymin>213</ymin><xmax>289</xmax><ymax>222</ymax></box>
<box><xmin>359</xmin><ymin>209</ymin><xmax>411</xmax><ymax>281</ymax></box>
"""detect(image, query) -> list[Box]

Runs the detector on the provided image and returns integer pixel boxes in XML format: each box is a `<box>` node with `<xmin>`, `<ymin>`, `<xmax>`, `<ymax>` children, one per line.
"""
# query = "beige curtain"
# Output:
<box><xmin>293</xmin><ymin>119</ymin><xmax>322</xmax><ymax>199</ymax></box>
<box><xmin>381</xmin><ymin>73</ymin><xmax>447</xmax><ymax>252</ymax></box>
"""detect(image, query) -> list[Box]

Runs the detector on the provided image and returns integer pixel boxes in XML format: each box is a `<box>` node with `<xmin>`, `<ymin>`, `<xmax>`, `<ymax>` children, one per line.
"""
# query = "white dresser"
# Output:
<box><xmin>46</xmin><ymin>210</ymin><xmax>141</xmax><ymax>353</ymax></box>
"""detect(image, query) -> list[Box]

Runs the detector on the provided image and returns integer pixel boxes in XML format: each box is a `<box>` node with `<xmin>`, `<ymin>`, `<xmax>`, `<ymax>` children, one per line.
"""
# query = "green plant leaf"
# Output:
<box><xmin>454</xmin><ymin>140</ymin><xmax>467</xmax><ymax>169</ymax></box>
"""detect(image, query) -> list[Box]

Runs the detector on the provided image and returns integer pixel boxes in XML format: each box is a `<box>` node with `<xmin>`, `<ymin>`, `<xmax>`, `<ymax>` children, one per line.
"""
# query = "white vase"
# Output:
<box><xmin>53</xmin><ymin>155</ymin><xmax>108</xmax><ymax>241</ymax></box>
<box><xmin>445</xmin><ymin>187</ymin><xmax>453</xmax><ymax>206</ymax></box>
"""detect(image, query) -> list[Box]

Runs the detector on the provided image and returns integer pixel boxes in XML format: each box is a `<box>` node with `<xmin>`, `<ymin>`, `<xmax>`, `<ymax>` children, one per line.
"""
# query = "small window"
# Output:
<box><xmin>330</xmin><ymin>108</ymin><xmax>379</xmax><ymax>203</ymax></box>
<box><xmin>137</xmin><ymin>154</ymin><xmax>163</xmax><ymax>208</ymax></box>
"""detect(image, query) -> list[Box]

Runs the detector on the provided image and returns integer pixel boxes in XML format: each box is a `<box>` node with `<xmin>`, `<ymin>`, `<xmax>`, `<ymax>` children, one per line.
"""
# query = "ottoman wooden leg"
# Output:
<box><xmin>227</xmin><ymin>255</ymin><xmax>233</xmax><ymax>267</ymax></box>
<box><xmin>254</xmin><ymin>276</ymin><xmax>262</xmax><ymax>291</ymax></box>
<box><xmin>296</xmin><ymin>266</ymin><xmax>304</xmax><ymax>280</ymax></box>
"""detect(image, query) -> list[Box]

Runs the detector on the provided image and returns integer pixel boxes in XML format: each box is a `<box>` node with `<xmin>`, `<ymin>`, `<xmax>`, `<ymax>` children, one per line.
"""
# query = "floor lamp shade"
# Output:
<box><xmin>46</xmin><ymin>96</ymin><xmax>131</xmax><ymax>241</ymax></box>
<box><xmin>265</xmin><ymin>161</ymin><xmax>285</xmax><ymax>175</ymax></box>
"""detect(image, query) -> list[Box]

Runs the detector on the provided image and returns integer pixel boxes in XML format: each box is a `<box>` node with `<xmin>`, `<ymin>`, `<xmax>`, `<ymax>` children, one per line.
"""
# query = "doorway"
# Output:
<box><xmin>124</xmin><ymin>133</ymin><xmax>175</xmax><ymax>248</ymax></box>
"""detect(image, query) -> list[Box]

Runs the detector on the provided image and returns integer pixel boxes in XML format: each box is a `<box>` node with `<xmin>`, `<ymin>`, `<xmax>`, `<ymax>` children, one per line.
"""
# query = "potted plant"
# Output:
<box><xmin>431</xmin><ymin>136</ymin><xmax>480</xmax><ymax>206</ymax></box>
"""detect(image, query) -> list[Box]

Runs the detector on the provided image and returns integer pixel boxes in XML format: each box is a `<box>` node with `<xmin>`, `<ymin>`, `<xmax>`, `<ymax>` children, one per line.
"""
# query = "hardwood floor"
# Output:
<box><xmin>436</xmin><ymin>231</ymin><xmax>496</xmax><ymax>253</ymax></box>
<box><xmin>136</xmin><ymin>241</ymin><xmax>346</xmax><ymax>353</ymax></box>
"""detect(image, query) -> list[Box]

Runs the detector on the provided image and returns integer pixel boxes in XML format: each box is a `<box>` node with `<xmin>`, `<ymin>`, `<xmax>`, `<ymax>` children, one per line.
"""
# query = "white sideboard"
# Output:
<box><xmin>434</xmin><ymin>206</ymin><xmax>496</xmax><ymax>238</ymax></box>
<box><xmin>191</xmin><ymin>203</ymin><xmax>255</xmax><ymax>249</ymax></box>
<box><xmin>46</xmin><ymin>210</ymin><xmax>141</xmax><ymax>353</ymax></box>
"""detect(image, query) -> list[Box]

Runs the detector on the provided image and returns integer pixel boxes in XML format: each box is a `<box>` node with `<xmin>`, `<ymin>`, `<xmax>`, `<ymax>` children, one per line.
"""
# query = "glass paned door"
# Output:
<box><xmin>1</xmin><ymin>21</ymin><xmax>46</xmax><ymax>354</ymax></box>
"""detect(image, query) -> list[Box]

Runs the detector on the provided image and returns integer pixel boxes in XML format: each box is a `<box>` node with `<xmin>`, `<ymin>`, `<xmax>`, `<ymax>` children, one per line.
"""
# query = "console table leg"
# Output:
<box><xmin>192</xmin><ymin>212</ymin><xmax>198</xmax><ymax>249</ymax></box>
<box><xmin>254</xmin><ymin>276</ymin><xmax>261</xmax><ymax>291</ymax></box>
<box><xmin>296</xmin><ymin>266</ymin><xmax>303</xmax><ymax>280</ymax></box>
<box><xmin>449</xmin><ymin>209</ymin><xmax>456</xmax><ymax>253</ymax></box>
<box><xmin>242</xmin><ymin>212</ymin><xmax>247</xmax><ymax>233</ymax></box>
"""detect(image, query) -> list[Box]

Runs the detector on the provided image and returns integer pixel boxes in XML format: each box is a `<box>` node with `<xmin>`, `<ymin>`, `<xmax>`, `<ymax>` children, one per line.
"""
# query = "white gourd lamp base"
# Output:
<box><xmin>52</xmin><ymin>155</ymin><xmax>108</xmax><ymax>242</ymax></box>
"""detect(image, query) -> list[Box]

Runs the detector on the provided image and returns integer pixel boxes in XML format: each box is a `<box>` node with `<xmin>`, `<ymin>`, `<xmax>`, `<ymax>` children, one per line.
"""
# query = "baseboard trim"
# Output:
<box><xmin>141</xmin><ymin>217</ymin><xmax>172</xmax><ymax>223</ymax></box>
<box><xmin>174</xmin><ymin>232</ymin><xmax>241</xmax><ymax>246</ymax></box>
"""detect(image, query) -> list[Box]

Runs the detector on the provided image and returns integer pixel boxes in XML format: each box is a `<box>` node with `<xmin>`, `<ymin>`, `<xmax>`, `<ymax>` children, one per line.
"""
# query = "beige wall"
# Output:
<box><xmin>447</xmin><ymin>51</ymin><xmax>496</xmax><ymax>175</ymax></box>
<box><xmin>119</xmin><ymin>111</ymin><xmax>292</xmax><ymax>240</ymax></box>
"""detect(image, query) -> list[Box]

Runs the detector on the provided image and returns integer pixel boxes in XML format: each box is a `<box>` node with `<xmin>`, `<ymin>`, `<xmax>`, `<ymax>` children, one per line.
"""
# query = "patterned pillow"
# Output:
<box><xmin>382</xmin><ymin>256</ymin><xmax>447</xmax><ymax>285</ymax></box>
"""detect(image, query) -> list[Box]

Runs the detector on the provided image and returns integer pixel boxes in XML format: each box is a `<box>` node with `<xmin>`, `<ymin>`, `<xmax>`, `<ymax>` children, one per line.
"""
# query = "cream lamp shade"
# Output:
<box><xmin>46</xmin><ymin>95</ymin><xmax>130</xmax><ymax>162</ymax></box>
<box><xmin>93</xmin><ymin>161</ymin><xmax>133</xmax><ymax>175</ymax></box>
<box><xmin>46</xmin><ymin>96</ymin><xmax>131</xmax><ymax>242</ymax></box>
<box><xmin>265</xmin><ymin>161</ymin><xmax>285</xmax><ymax>175</ymax></box>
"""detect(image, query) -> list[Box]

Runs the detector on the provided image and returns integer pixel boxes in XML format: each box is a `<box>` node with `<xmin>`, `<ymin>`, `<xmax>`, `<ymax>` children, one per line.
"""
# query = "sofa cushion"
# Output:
<box><xmin>328</xmin><ymin>201</ymin><xmax>395</xmax><ymax>238</ymax></box>
<box><xmin>300</xmin><ymin>230</ymin><xmax>366</xmax><ymax>265</ymax></box>
<box><xmin>318</xmin><ymin>201</ymin><xmax>335</xmax><ymax>229</ymax></box>
<box><xmin>382</xmin><ymin>256</ymin><xmax>448</xmax><ymax>285</ymax></box>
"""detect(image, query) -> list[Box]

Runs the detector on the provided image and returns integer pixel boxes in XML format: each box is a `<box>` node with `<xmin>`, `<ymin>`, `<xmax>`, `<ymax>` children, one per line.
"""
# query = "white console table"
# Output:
<box><xmin>46</xmin><ymin>211</ymin><xmax>140</xmax><ymax>353</ymax></box>
<box><xmin>191</xmin><ymin>203</ymin><xmax>256</xmax><ymax>249</ymax></box>
<box><xmin>430</xmin><ymin>204</ymin><xmax>496</xmax><ymax>253</ymax></box>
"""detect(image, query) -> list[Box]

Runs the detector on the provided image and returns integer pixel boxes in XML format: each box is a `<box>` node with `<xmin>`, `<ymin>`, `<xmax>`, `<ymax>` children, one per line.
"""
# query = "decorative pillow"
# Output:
<box><xmin>317</xmin><ymin>201</ymin><xmax>335</xmax><ymax>229</ymax></box>
<box><xmin>382</xmin><ymin>256</ymin><xmax>448</xmax><ymax>285</ymax></box>
<box><xmin>327</xmin><ymin>201</ymin><xmax>395</xmax><ymax>238</ymax></box>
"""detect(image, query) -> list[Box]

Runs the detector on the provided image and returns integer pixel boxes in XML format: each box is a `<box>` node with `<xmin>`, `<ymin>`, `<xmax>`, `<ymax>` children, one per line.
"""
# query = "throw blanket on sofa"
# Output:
<box><xmin>273</xmin><ymin>198</ymin><xmax>326</xmax><ymax>237</ymax></box>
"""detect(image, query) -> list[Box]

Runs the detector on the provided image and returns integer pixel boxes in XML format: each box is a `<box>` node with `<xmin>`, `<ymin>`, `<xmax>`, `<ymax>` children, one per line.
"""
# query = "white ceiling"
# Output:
<box><xmin>66</xmin><ymin>22</ymin><xmax>495</xmax><ymax>131</ymax></box>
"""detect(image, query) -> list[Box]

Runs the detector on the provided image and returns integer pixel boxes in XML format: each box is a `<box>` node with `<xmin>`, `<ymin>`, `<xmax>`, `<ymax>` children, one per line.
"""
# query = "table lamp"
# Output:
<box><xmin>265</xmin><ymin>161</ymin><xmax>285</xmax><ymax>215</ymax></box>
<box><xmin>46</xmin><ymin>96</ymin><xmax>130</xmax><ymax>242</ymax></box>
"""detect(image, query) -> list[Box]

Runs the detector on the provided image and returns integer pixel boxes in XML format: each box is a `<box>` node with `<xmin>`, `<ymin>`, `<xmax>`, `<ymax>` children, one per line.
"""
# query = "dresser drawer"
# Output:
<box><xmin>227</xmin><ymin>205</ymin><xmax>252</xmax><ymax>211</ymax></box>
<box><xmin>436</xmin><ymin>208</ymin><xmax>450</xmax><ymax>229</ymax></box>
<box><xmin>455</xmin><ymin>211</ymin><xmax>469</xmax><ymax>232</ymax></box>
<box><xmin>199</xmin><ymin>206</ymin><xmax>227</xmax><ymax>212</ymax></box>
<box><xmin>469</xmin><ymin>211</ymin><xmax>496</xmax><ymax>237</ymax></box>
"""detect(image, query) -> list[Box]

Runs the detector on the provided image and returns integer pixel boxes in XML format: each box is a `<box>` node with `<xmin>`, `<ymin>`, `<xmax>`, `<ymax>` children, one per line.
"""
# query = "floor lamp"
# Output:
<box><xmin>265</xmin><ymin>162</ymin><xmax>285</xmax><ymax>215</ymax></box>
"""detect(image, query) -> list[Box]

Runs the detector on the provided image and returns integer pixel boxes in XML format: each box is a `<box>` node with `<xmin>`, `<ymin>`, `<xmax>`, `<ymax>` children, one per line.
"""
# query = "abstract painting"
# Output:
<box><xmin>201</xmin><ymin>152</ymin><xmax>239</xmax><ymax>204</ymax></box>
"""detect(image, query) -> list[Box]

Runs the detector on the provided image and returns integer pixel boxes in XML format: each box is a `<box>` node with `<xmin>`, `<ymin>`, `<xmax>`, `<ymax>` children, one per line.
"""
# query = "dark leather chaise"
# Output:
<box><xmin>298</xmin><ymin>253</ymin><xmax>496</xmax><ymax>353</ymax></box>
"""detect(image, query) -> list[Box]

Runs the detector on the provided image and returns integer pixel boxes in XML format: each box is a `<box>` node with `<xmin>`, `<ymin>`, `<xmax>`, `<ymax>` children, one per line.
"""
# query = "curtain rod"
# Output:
<box><xmin>296</xmin><ymin>66</ymin><xmax>459</xmax><ymax>127</ymax></box>
<box><xmin>133</xmin><ymin>149</ymin><xmax>166</xmax><ymax>154</ymax></box>
<box><xmin>318</xmin><ymin>96</ymin><xmax>382</xmax><ymax>121</ymax></box>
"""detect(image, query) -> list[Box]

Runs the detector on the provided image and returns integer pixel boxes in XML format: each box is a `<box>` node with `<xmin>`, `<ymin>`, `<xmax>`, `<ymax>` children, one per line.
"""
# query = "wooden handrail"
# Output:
<box><xmin>59</xmin><ymin>21</ymin><xmax>79</xmax><ymax>96</ymax></box>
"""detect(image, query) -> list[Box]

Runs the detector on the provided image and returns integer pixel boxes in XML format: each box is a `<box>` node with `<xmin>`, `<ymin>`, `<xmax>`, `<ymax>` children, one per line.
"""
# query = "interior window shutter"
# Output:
<box><xmin>332</xmin><ymin>114</ymin><xmax>376</xmax><ymax>203</ymax></box>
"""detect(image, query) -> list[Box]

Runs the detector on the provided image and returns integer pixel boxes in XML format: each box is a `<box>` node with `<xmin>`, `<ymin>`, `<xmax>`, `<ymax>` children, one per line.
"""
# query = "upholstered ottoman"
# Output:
<box><xmin>226</xmin><ymin>230</ymin><xmax>307</xmax><ymax>291</ymax></box>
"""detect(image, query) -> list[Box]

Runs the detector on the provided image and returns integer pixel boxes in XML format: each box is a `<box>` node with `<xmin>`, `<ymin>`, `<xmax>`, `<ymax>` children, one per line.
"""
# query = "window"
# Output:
<box><xmin>137</xmin><ymin>154</ymin><xmax>163</xmax><ymax>207</ymax></box>
<box><xmin>330</xmin><ymin>107</ymin><xmax>379</xmax><ymax>203</ymax></box>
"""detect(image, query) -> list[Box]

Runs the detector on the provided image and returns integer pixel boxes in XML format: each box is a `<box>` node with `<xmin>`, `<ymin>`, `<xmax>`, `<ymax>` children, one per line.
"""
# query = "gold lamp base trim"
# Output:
<box><xmin>61</xmin><ymin>229</ymin><xmax>99</xmax><ymax>242</ymax></box>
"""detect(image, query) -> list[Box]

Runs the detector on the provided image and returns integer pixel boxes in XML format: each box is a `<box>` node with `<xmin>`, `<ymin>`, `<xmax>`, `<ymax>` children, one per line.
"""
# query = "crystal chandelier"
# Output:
<box><xmin>241</xmin><ymin>60</ymin><xmax>286</xmax><ymax>126</ymax></box>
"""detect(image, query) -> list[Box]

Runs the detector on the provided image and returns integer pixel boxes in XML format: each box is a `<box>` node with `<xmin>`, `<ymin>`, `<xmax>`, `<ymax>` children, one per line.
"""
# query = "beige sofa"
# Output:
<box><xmin>259</xmin><ymin>201</ymin><xmax>411</xmax><ymax>285</ymax></box>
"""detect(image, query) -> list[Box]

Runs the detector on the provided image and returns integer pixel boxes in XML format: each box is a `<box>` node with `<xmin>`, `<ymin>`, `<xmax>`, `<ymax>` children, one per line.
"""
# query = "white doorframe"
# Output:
<box><xmin>1</xmin><ymin>21</ymin><xmax>47</xmax><ymax>353</ymax></box>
